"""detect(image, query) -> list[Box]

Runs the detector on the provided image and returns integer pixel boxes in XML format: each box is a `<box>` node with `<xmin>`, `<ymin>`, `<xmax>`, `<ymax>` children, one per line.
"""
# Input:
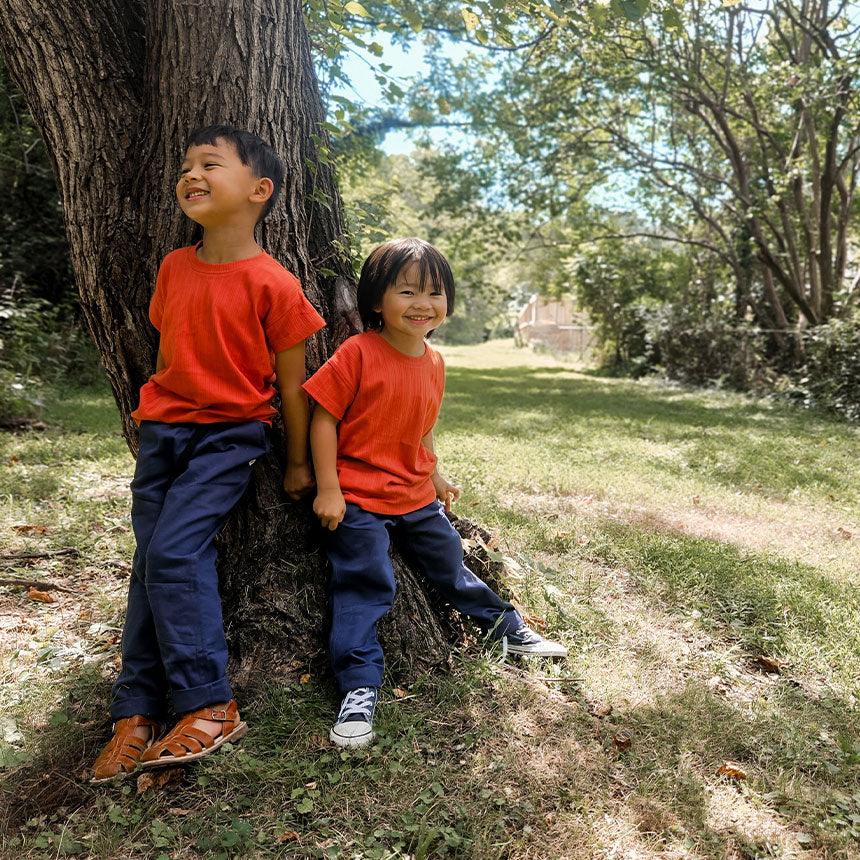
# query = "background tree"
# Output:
<box><xmin>381</xmin><ymin>0</ymin><xmax>860</xmax><ymax>333</ymax></box>
<box><xmin>0</xmin><ymin>0</ymin><xmax>506</xmax><ymax>685</ymax></box>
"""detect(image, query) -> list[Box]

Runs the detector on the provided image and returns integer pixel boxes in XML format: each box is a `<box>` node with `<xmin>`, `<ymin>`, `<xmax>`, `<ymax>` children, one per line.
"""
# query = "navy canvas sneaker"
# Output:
<box><xmin>330</xmin><ymin>686</ymin><xmax>379</xmax><ymax>748</ymax></box>
<box><xmin>501</xmin><ymin>624</ymin><xmax>567</xmax><ymax>658</ymax></box>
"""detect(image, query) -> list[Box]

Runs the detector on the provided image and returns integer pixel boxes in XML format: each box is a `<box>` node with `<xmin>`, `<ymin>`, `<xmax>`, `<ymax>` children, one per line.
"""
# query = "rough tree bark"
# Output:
<box><xmin>0</xmin><ymin>0</ymin><xmax>509</xmax><ymax>686</ymax></box>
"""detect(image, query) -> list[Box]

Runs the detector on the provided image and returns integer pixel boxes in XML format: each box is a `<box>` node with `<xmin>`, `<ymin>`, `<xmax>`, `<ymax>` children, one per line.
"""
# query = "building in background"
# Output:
<box><xmin>515</xmin><ymin>294</ymin><xmax>595</xmax><ymax>356</ymax></box>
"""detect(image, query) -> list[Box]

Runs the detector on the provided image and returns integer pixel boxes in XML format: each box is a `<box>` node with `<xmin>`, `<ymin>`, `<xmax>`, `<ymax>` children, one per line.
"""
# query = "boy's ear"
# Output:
<box><xmin>250</xmin><ymin>177</ymin><xmax>274</xmax><ymax>205</ymax></box>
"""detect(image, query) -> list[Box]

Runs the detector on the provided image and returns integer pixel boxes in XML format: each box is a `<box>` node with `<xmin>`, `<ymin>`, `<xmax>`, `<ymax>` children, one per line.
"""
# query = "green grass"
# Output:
<box><xmin>2</xmin><ymin>343</ymin><xmax>859</xmax><ymax>859</ymax></box>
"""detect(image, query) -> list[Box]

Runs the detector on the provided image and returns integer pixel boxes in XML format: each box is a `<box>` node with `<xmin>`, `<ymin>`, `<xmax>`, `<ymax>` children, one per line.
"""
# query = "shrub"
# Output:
<box><xmin>0</xmin><ymin>291</ymin><xmax>102</xmax><ymax>422</ymax></box>
<box><xmin>647</xmin><ymin>306</ymin><xmax>775</xmax><ymax>390</ymax></box>
<box><xmin>793</xmin><ymin>313</ymin><xmax>860</xmax><ymax>421</ymax></box>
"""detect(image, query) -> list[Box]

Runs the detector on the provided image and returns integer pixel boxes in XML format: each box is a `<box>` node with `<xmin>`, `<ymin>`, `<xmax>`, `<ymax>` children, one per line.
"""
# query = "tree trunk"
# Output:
<box><xmin>0</xmin><ymin>0</ymin><xmax>503</xmax><ymax>686</ymax></box>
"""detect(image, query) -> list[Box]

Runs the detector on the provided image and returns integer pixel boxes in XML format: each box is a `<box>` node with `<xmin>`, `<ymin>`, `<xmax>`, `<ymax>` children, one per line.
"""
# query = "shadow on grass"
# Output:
<box><xmin>603</xmin><ymin>680</ymin><xmax>860</xmax><ymax>858</ymax></box>
<box><xmin>443</xmin><ymin>366</ymin><xmax>859</xmax><ymax>502</ymax></box>
<box><xmin>0</xmin><ymin>667</ymin><xmax>114</xmax><ymax>835</ymax></box>
<box><xmin>584</xmin><ymin>520</ymin><xmax>860</xmax><ymax>690</ymax></box>
<box><xmin>3</xmin><ymin>656</ymin><xmax>859</xmax><ymax>858</ymax></box>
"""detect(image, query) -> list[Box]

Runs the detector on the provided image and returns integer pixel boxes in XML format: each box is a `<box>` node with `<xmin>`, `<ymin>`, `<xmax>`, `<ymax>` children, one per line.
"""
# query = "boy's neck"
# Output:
<box><xmin>379</xmin><ymin>327</ymin><xmax>426</xmax><ymax>357</ymax></box>
<box><xmin>197</xmin><ymin>226</ymin><xmax>262</xmax><ymax>264</ymax></box>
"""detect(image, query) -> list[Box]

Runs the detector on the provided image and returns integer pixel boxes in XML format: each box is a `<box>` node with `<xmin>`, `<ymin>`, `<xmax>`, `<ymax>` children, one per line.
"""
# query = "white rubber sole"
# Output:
<box><xmin>329</xmin><ymin>726</ymin><xmax>374</xmax><ymax>748</ymax></box>
<box><xmin>505</xmin><ymin>643</ymin><xmax>568</xmax><ymax>658</ymax></box>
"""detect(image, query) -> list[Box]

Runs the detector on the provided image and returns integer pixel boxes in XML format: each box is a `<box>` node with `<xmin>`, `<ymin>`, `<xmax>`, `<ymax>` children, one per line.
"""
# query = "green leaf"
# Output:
<box><xmin>613</xmin><ymin>0</ymin><xmax>649</xmax><ymax>21</ymax></box>
<box><xmin>461</xmin><ymin>8</ymin><xmax>480</xmax><ymax>31</ymax></box>
<box><xmin>344</xmin><ymin>1</ymin><xmax>371</xmax><ymax>18</ymax></box>
<box><xmin>0</xmin><ymin>744</ymin><xmax>30</xmax><ymax>769</ymax></box>
<box><xmin>662</xmin><ymin>6</ymin><xmax>682</xmax><ymax>31</ymax></box>
<box><xmin>107</xmin><ymin>805</ymin><xmax>128</xmax><ymax>825</ymax></box>
<box><xmin>296</xmin><ymin>797</ymin><xmax>315</xmax><ymax>814</ymax></box>
<box><xmin>403</xmin><ymin>8</ymin><xmax>423</xmax><ymax>31</ymax></box>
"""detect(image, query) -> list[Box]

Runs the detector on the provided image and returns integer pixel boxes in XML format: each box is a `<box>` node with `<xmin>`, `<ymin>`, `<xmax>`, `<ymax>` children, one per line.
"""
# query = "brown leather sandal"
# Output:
<box><xmin>91</xmin><ymin>715</ymin><xmax>162</xmax><ymax>783</ymax></box>
<box><xmin>140</xmin><ymin>700</ymin><xmax>247</xmax><ymax>768</ymax></box>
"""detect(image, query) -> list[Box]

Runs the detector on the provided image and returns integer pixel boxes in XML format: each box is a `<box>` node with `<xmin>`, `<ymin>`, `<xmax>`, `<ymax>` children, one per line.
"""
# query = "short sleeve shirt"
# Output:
<box><xmin>132</xmin><ymin>244</ymin><xmax>325</xmax><ymax>424</ymax></box>
<box><xmin>302</xmin><ymin>331</ymin><xmax>445</xmax><ymax>514</ymax></box>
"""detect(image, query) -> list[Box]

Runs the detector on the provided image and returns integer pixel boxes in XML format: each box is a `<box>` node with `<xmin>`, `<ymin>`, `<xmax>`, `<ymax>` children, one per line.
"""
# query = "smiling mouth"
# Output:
<box><xmin>185</xmin><ymin>190</ymin><xmax>208</xmax><ymax>200</ymax></box>
<box><xmin>406</xmin><ymin>316</ymin><xmax>432</xmax><ymax>322</ymax></box>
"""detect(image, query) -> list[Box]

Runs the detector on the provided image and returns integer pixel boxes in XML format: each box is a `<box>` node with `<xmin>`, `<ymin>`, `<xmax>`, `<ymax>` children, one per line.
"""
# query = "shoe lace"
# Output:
<box><xmin>338</xmin><ymin>687</ymin><xmax>376</xmax><ymax>722</ymax></box>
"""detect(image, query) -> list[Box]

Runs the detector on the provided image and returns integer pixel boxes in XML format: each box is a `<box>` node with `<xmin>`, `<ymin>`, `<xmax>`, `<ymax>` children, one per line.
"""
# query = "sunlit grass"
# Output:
<box><xmin>2</xmin><ymin>344</ymin><xmax>859</xmax><ymax>859</ymax></box>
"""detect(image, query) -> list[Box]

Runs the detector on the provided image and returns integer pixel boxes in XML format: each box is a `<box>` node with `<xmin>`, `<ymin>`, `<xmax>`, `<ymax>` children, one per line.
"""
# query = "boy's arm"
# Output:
<box><xmin>275</xmin><ymin>342</ymin><xmax>315</xmax><ymax>501</ymax></box>
<box><xmin>309</xmin><ymin>405</ymin><xmax>346</xmax><ymax>530</ymax></box>
<box><xmin>421</xmin><ymin>427</ymin><xmax>461</xmax><ymax>512</ymax></box>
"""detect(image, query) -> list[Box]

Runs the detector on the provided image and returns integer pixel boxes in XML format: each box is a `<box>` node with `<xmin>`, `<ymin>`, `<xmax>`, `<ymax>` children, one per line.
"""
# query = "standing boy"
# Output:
<box><xmin>91</xmin><ymin>125</ymin><xmax>325</xmax><ymax>781</ymax></box>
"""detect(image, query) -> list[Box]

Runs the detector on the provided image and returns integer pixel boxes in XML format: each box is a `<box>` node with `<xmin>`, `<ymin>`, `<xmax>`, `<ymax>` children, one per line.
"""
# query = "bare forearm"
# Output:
<box><xmin>310</xmin><ymin>408</ymin><xmax>340</xmax><ymax>489</ymax></box>
<box><xmin>421</xmin><ymin>428</ymin><xmax>439</xmax><ymax>474</ymax></box>
<box><xmin>422</xmin><ymin>427</ymin><xmax>460</xmax><ymax>510</ymax></box>
<box><xmin>280</xmin><ymin>388</ymin><xmax>310</xmax><ymax>465</ymax></box>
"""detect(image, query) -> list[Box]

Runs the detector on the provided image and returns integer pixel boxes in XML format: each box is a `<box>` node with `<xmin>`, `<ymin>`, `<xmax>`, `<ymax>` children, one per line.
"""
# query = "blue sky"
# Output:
<box><xmin>333</xmin><ymin>31</ymin><xmax>472</xmax><ymax>155</ymax></box>
<box><xmin>331</xmin><ymin>29</ymin><xmax>638</xmax><ymax>213</ymax></box>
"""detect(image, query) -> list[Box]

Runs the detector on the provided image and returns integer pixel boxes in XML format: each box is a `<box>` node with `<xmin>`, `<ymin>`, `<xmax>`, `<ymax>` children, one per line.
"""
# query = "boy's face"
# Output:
<box><xmin>375</xmin><ymin>262</ymin><xmax>448</xmax><ymax>339</ymax></box>
<box><xmin>176</xmin><ymin>138</ymin><xmax>271</xmax><ymax>227</ymax></box>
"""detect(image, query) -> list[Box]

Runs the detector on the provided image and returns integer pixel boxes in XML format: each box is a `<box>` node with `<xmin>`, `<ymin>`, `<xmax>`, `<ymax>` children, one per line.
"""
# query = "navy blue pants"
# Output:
<box><xmin>327</xmin><ymin>501</ymin><xmax>523</xmax><ymax>692</ymax></box>
<box><xmin>111</xmin><ymin>420</ymin><xmax>269</xmax><ymax>719</ymax></box>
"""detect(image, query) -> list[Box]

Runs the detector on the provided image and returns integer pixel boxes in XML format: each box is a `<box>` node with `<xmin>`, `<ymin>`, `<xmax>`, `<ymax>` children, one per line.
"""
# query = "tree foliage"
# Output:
<box><xmin>339</xmin><ymin>1</ymin><xmax>860</xmax><ymax>335</ymax></box>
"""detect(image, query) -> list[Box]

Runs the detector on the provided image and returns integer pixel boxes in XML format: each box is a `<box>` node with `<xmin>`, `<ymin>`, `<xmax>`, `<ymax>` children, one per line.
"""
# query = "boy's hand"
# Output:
<box><xmin>431</xmin><ymin>472</ymin><xmax>461</xmax><ymax>512</ymax></box>
<box><xmin>314</xmin><ymin>488</ymin><xmax>346</xmax><ymax>531</ymax></box>
<box><xmin>283</xmin><ymin>461</ymin><xmax>315</xmax><ymax>501</ymax></box>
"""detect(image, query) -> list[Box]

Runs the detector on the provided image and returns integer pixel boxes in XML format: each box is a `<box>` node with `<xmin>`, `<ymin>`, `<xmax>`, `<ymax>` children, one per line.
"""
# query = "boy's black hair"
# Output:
<box><xmin>185</xmin><ymin>124</ymin><xmax>285</xmax><ymax>222</ymax></box>
<box><xmin>357</xmin><ymin>237</ymin><xmax>455</xmax><ymax>331</ymax></box>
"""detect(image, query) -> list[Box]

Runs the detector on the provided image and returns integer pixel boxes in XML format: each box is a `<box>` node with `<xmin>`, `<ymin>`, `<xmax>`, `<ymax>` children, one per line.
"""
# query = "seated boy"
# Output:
<box><xmin>91</xmin><ymin>125</ymin><xmax>325</xmax><ymax>781</ymax></box>
<box><xmin>303</xmin><ymin>237</ymin><xmax>566</xmax><ymax>748</ymax></box>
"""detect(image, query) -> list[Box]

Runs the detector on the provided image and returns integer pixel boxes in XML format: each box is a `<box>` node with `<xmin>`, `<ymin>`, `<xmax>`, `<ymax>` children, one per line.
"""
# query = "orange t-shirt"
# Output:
<box><xmin>132</xmin><ymin>245</ymin><xmax>325</xmax><ymax>425</ymax></box>
<box><xmin>302</xmin><ymin>332</ymin><xmax>445</xmax><ymax>515</ymax></box>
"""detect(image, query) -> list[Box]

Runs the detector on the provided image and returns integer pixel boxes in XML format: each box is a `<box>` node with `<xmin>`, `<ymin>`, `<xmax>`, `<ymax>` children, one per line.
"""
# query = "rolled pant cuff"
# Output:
<box><xmin>172</xmin><ymin>678</ymin><xmax>234</xmax><ymax>715</ymax></box>
<box><xmin>110</xmin><ymin>695</ymin><xmax>166</xmax><ymax>721</ymax></box>
<box><xmin>336</xmin><ymin>670</ymin><xmax>383</xmax><ymax>694</ymax></box>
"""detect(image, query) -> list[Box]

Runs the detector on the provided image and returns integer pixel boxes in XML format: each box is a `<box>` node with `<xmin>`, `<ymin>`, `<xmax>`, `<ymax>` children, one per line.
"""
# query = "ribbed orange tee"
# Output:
<box><xmin>132</xmin><ymin>245</ymin><xmax>325</xmax><ymax>425</ymax></box>
<box><xmin>302</xmin><ymin>332</ymin><xmax>445</xmax><ymax>515</ymax></box>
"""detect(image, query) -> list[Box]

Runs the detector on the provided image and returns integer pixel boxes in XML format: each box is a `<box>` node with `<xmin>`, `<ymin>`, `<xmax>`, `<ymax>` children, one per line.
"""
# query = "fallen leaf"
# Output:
<box><xmin>304</xmin><ymin>781</ymin><xmax>317</xmax><ymax>790</ymax></box>
<box><xmin>167</xmin><ymin>807</ymin><xmax>192</xmax><ymax>816</ymax></box>
<box><xmin>613</xmin><ymin>730</ymin><xmax>632</xmax><ymax>750</ymax></box>
<box><xmin>837</xmin><ymin>527</ymin><xmax>853</xmax><ymax>540</ymax></box>
<box><xmin>589</xmin><ymin>702</ymin><xmax>613</xmax><ymax>719</ymax></box>
<box><xmin>393</xmin><ymin>687</ymin><xmax>409</xmax><ymax>699</ymax></box>
<box><xmin>752</xmin><ymin>655</ymin><xmax>783</xmax><ymax>674</ymax></box>
<box><xmin>692</xmin><ymin>495</ymin><xmax>701</xmax><ymax>506</ymax></box>
<box><xmin>306</xmin><ymin>734</ymin><xmax>329</xmax><ymax>750</ymax></box>
<box><xmin>13</xmin><ymin>524</ymin><xmax>49</xmax><ymax>535</ymax></box>
<box><xmin>717</xmin><ymin>761</ymin><xmax>747</xmax><ymax>780</ymax></box>
<box><xmin>136</xmin><ymin>767</ymin><xmax>184</xmax><ymax>793</ymax></box>
<box><xmin>521</xmin><ymin>613</ymin><xmax>546</xmax><ymax>631</ymax></box>
<box><xmin>299</xmin><ymin>673</ymin><xmax>311</xmax><ymax>684</ymax></box>
<box><xmin>27</xmin><ymin>587</ymin><xmax>55</xmax><ymax>604</ymax></box>
<box><xmin>277</xmin><ymin>830</ymin><xmax>300</xmax><ymax>843</ymax></box>
<box><xmin>577</xmin><ymin>535</ymin><xmax>591</xmax><ymax>547</ymax></box>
